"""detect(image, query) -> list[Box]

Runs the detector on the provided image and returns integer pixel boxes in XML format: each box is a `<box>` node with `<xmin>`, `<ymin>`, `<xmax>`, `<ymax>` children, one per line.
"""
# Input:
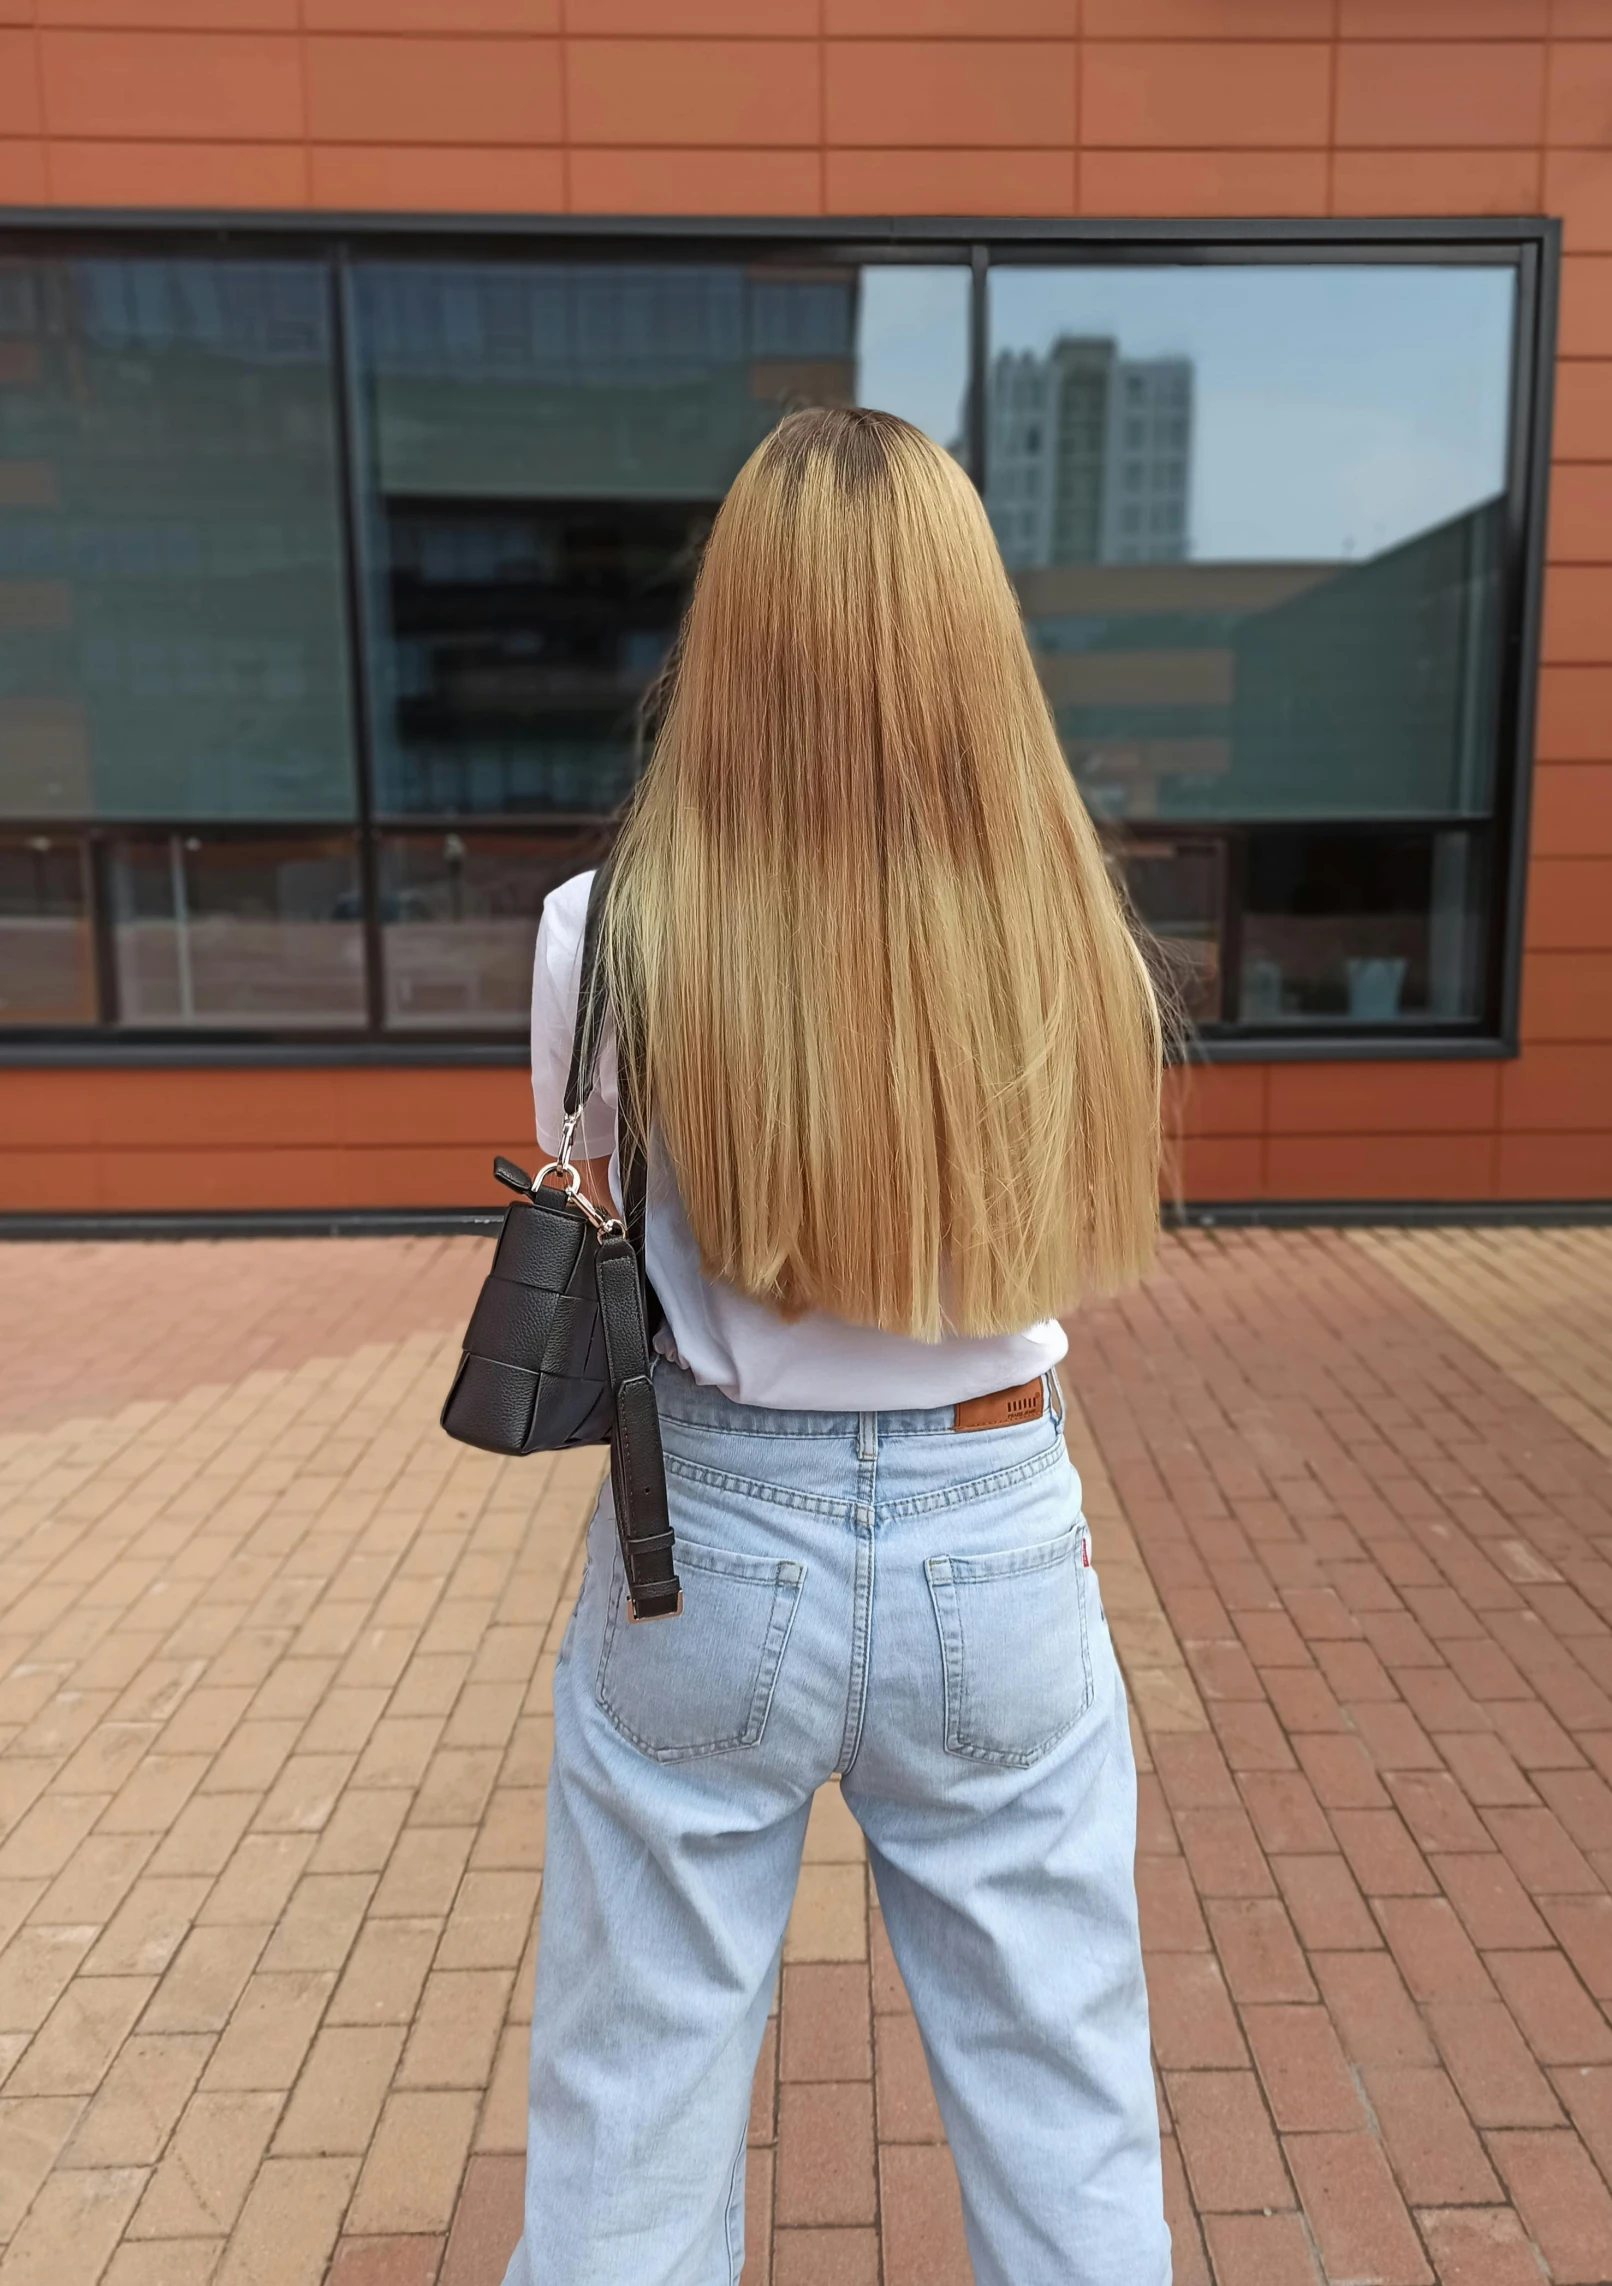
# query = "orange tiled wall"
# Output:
<box><xmin>0</xmin><ymin>0</ymin><xmax>1609</xmax><ymax>1211</ymax></box>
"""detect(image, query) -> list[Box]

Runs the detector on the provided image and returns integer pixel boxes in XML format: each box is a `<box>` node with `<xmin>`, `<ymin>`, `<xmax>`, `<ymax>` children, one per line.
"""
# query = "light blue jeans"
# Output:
<box><xmin>501</xmin><ymin>1361</ymin><xmax>1169</xmax><ymax>2286</ymax></box>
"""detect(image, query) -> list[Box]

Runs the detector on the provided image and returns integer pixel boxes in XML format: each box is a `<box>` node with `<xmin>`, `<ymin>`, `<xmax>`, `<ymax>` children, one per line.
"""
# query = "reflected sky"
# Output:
<box><xmin>985</xmin><ymin>265</ymin><xmax>1515</xmax><ymax>564</ymax></box>
<box><xmin>856</xmin><ymin>267</ymin><xmax>972</xmax><ymax>453</ymax></box>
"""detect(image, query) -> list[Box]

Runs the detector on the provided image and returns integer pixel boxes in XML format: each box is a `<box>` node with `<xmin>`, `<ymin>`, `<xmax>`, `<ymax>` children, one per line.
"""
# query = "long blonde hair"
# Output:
<box><xmin>604</xmin><ymin>404</ymin><xmax>1161</xmax><ymax>1340</ymax></box>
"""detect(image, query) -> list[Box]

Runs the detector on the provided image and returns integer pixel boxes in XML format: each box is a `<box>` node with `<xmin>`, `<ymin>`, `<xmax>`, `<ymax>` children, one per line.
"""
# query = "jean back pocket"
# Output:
<box><xmin>926</xmin><ymin>1521</ymin><xmax>1094</xmax><ymax>1767</ymax></box>
<box><xmin>596</xmin><ymin>1538</ymin><xmax>804</xmax><ymax>1762</ymax></box>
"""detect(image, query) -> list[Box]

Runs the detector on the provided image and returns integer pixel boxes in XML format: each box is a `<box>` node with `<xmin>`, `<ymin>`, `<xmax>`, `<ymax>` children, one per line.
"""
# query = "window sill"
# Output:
<box><xmin>0</xmin><ymin>1030</ymin><xmax>1517</xmax><ymax>1068</ymax></box>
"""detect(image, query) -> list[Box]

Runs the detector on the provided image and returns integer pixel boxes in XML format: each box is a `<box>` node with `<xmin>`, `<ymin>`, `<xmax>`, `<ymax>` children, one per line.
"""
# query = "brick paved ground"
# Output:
<box><xmin>1</xmin><ymin>1225</ymin><xmax>1611</xmax><ymax>2285</ymax></box>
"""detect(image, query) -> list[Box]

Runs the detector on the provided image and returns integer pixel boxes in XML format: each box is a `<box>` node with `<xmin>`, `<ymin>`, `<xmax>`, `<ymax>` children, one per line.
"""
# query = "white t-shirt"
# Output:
<box><xmin>529</xmin><ymin>869</ymin><xmax>1068</xmax><ymax>1411</ymax></box>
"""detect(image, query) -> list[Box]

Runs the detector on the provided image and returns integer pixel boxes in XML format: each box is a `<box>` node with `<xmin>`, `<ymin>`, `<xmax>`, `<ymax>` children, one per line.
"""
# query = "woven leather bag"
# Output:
<box><xmin>439</xmin><ymin>862</ymin><xmax>681</xmax><ymax>1621</ymax></box>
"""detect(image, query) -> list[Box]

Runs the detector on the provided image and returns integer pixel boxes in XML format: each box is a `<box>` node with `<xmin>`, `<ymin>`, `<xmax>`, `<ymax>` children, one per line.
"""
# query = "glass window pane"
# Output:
<box><xmin>379</xmin><ymin>830</ymin><xmax>591</xmax><ymax>1030</ymax></box>
<box><xmin>0</xmin><ymin>256</ymin><xmax>355</xmax><ymax>821</ymax></box>
<box><xmin>987</xmin><ymin>264</ymin><xmax>1515</xmax><ymax>827</ymax></box>
<box><xmin>109</xmin><ymin>833</ymin><xmax>364</xmax><ymax>1028</ymax></box>
<box><xmin>350</xmin><ymin>260</ymin><xmax>970</xmax><ymax>818</ymax></box>
<box><xmin>0</xmin><ymin>831</ymin><xmax>94</xmax><ymax>1023</ymax></box>
<box><xmin>1237</xmin><ymin>826</ymin><xmax>1487</xmax><ymax>1027</ymax></box>
<box><xmin>1118</xmin><ymin>836</ymin><xmax>1223</xmax><ymax>1025</ymax></box>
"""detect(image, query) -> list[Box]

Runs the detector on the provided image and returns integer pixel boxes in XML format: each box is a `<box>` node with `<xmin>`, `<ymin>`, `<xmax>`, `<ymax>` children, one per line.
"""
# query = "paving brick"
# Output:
<box><xmin>872</xmin><ymin>2011</ymin><xmax>944</xmax><ymax>2143</ymax></box>
<box><xmin>1360</xmin><ymin>2064</ymin><xmax>1501</xmax><ymax>2204</ymax></box>
<box><xmin>1144</xmin><ymin>1949</ymin><xmax>1248</xmax><ymax>2070</ymax></box>
<box><xmin>1312</xmin><ymin>1953</ymin><xmax>1436</xmax><ymax>2070</ymax></box>
<box><xmin>1284</xmin><ymin>2131</ymin><xmax>1431</xmax><ymax>2286</ymax></box>
<box><xmin>1376</xmin><ymin>1895</ymin><xmax>1497</xmax><ymax>2005</ymax></box>
<box><xmin>396</xmin><ymin>1969</ymin><xmax>509</xmax><ymax>2090</ymax></box>
<box><xmin>775</xmin><ymin>2083</ymin><xmax>876</xmax><ymax>2228</ymax></box>
<box><xmin>1487</xmin><ymin>1948</ymin><xmax>1612</xmax><ymax>2065</ymax></box>
<box><xmin>1348</xmin><ymin>1700</ymin><xmax>1443</xmax><ymax>1772</ymax></box>
<box><xmin>5</xmin><ymin>1971</ymin><xmax>154</xmax><ymax>2097</ymax></box>
<box><xmin>1242</xmin><ymin>2004</ymin><xmax>1365</xmax><ymax>2132</ymax></box>
<box><xmin>60</xmin><ymin>2033</ymin><xmax>210</xmax><ymax>2168</ymax></box>
<box><xmin>1166</xmin><ymin>2069</ymin><xmax>1292</xmax><ymax>2212</ymax></box>
<box><xmin>780</xmin><ymin>1964</ymin><xmax>871</xmax><ymax>2085</ymax></box>
<box><xmin>1556</xmin><ymin>2061</ymin><xmax>1612</xmax><ymax>2179</ymax></box>
<box><xmin>129</xmin><ymin>2089</ymin><xmax>281</xmax><ymax>2238</ymax></box>
<box><xmin>1207</xmin><ymin>1898</ymin><xmax>1315</xmax><ymax>2004</ymax></box>
<box><xmin>782</xmin><ymin>1867</ymin><xmax>866</xmax><ymax>1964</ymax></box>
<box><xmin>1270</xmin><ymin>1855</ymin><xmax>1379</xmax><ymax>1951</ymax></box>
<box><xmin>1136</xmin><ymin>1855</ymin><xmax>1210</xmax><ymax>1952</ymax></box>
<box><xmin>1237</xmin><ymin>1773</ymin><xmax>1333</xmax><ymax>1857</ymax></box>
<box><xmin>1153</xmin><ymin>1731</ymin><xmax>1239</xmax><ymax>1813</ymax></box>
<box><xmin>1431</xmin><ymin>1852</ymin><xmax>1553</xmax><ymax>1951</ymax></box>
<box><xmin>439</xmin><ymin>2152</ymin><xmax>523</xmax><ymax>2286</ymax></box>
<box><xmin>1489</xmin><ymin>2126</ymin><xmax>1612</xmax><ymax>2283</ymax></box>
<box><xmin>771</xmin><ymin>2228</ymin><xmax>879</xmax><ymax>2286</ymax></box>
<box><xmin>1485</xmin><ymin>1804</ymin><xmax>1601</xmax><ymax>1893</ymax></box>
<box><xmin>1427</xmin><ymin>2000</ymin><xmax>1565</xmax><ymax>2127</ymax></box>
<box><xmin>272</xmin><ymin>2025</ymin><xmax>403</xmax><ymax>2157</ymax></box>
<box><xmin>1415</xmin><ymin>2205</ymin><xmax>1551</xmax><ymax>2286</ymax></box>
<box><xmin>1175</xmin><ymin>1806</ymin><xmax>1276</xmax><ymax>1897</ymax></box>
<box><xmin>142</xmin><ymin>1925</ymin><xmax>269</xmax><ymax>2036</ymax></box>
<box><xmin>347</xmin><ymin>2090</ymin><xmax>479</xmax><ymax>2237</ymax></box>
<box><xmin>0</xmin><ymin>2164</ymin><xmax>146</xmax><ymax>2285</ymax></box>
<box><xmin>1208</xmin><ymin>1702</ymin><xmax>1295</xmax><ymax>1774</ymax></box>
<box><xmin>214</xmin><ymin>2154</ymin><xmax>358</xmax><ymax>2286</ymax></box>
<box><xmin>0</xmin><ymin>2094</ymin><xmax>84</xmax><ymax>2238</ymax></box>
<box><xmin>1383</xmin><ymin>1769</ymin><xmax>1494</xmax><ymax>1853</ymax></box>
<box><xmin>1200</xmin><ymin>2211</ymin><xmax>1322</xmax><ymax>2285</ymax></box>
<box><xmin>1327</xmin><ymin>1809</ymin><xmax>1438</xmax><ymax>1897</ymax></box>
<box><xmin>1543</xmin><ymin>1893</ymin><xmax>1612</xmax><ymax>1996</ymax></box>
<box><xmin>328</xmin><ymin>1919</ymin><xmax>440</xmax><ymax>2029</ymax></box>
<box><xmin>878</xmin><ymin>2142</ymin><xmax>969</xmax><ymax>2286</ymax></box>
<box><xmin>1158</xmin><ymin>2131</ymin><xmax>1209</xmax><ymax>2286</ymax></box>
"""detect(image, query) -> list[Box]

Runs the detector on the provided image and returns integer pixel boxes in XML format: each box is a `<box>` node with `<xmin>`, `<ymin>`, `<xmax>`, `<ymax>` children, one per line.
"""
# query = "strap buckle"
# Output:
<box><xmin>628</xmin><ymin>1590</ymin><xmax>683</xmax><ymax>1622</ymax></box>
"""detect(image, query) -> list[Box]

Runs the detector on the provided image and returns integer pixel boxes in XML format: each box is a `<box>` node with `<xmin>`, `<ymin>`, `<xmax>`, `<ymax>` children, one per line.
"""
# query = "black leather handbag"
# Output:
<box><xmin>439</xmin><ymin>863</ymin><xmax>681</xmax><ymax>1621</ymax></box>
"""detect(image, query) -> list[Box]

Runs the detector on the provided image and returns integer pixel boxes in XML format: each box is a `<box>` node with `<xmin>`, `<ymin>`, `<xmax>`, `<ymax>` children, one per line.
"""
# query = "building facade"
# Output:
<box><xmin>0</xmin><ymin>3</ymin><xmax>1607</xmax><ymax>1217</ymax></box>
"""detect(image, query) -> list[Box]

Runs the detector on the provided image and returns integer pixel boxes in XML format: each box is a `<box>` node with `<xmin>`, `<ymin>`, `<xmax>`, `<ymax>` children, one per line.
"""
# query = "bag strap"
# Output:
<box><xmin>555</xmin><ymin>860</ymin><xmax>675</xmax><ymax>1619</ymax></box>
<box><xmin>557</xmin><ymin>859</ymin><xmax>659</xmax><ymax>1330</ymax></box>
<box><xmin>562</xmin><ymin>857</ymin><xmax>613</xmax><ymax>1125</ymax></box>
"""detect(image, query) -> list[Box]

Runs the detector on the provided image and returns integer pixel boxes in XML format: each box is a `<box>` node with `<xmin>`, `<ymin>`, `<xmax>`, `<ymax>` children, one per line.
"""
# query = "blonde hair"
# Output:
<box><xmin>604</xmin><ymin>405</ymin><xmax>1161</xmax><ymax>1340</ymax></box>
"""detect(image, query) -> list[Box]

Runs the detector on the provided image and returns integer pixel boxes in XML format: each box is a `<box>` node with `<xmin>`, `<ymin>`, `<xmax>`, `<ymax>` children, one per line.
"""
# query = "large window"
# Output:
<box><xmin>986</xmin><ymin>262</ymin><xmax>1520</xmax><ymax>1034</ymax></box>
<box><xmin>0</xmin><ymin>223</ymin><xmax>1550</xmax><ymax>1057</ymax></box>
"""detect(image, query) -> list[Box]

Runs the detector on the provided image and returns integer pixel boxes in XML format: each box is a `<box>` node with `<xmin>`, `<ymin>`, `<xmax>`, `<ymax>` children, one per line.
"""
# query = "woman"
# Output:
<box><xmin>503</xmin><ymin>406</ymin><xmax>1169</xmax><ymax>2286</ymax></box>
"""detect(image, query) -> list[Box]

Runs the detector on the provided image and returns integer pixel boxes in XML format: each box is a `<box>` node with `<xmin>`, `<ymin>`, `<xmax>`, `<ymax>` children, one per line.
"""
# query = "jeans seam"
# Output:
<box><xmin>836</xmin><ymin>1430</ymin><xmax>878</xmax><ymax>1776</ymax></box>
<box><xmin>724</xmin><ymin>2123</ymin><xmax>747</xmax><ymax>2285</ymax></box>
<box><xmin>880</xmin><ymin>1437</ymin><xmax>1066</xmax><ymax>1520</ymax></box>
<box><xmin>662</xmin><ymin>1452</ymin><xmax>854</xmax><ymax>1521</ymax></box>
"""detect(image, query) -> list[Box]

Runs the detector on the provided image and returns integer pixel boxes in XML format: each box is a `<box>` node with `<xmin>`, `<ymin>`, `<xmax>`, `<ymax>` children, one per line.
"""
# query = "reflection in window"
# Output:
<box><xmin>350</xmin><ymin>262</ymin><xmax>970</xmax><ymax>819</ymax></box>
<box><xmin>0</xmin><ymin>257</ymin><xmax>356</xmax><ymax>821</ymax></box>
<box><xmin>1238</xmin><ymin>828</ymin><xmax>1486</xmax><ymax>1027</ymax></box>
<box><xmin>989</xmin><ymin>263</ymin><xmax>1515</xmax><ymax>1033</ymax></box>
<box><xmin>987</xmin><ymin>264</ymin><xmax>1514</xmax><ymax>826</ymax></box>
<box><xmin>1119</xmin><ymin>838</ymin><xmax>1223</xmax><ymax>1026</ymax></box>
<box><xmin>378</xmin><ymin>832</ymin><xmax>592</xmax><ymax>1030</ymax></box>
<box><xmin>0</xmin><ymin>833</ymin><xmax>94</xmax><ymax>1023</ymax></box>
<box><xmin>109</xmin><ymin>834</ymin><xmax>364</xmax><ymax>1028</ymax></box>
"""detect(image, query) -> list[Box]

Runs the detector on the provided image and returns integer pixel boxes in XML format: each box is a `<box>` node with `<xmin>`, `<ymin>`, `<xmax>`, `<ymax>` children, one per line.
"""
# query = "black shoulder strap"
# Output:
<box><xmin>557</xmin><ymin>858</ymin><xmax>660</xmax><ymax>1330</ymax></box>
<box><xmin>563</xmin><ymin>858</ymin><xmax>613</xmax><ymax>1122</ymax></box>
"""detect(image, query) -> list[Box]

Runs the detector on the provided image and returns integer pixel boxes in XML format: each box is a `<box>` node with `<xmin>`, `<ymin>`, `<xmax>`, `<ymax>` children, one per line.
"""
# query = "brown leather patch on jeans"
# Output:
<box><xmin>953</xmin><ymin>1377</ymin><xmax>1046</xmax><ymax>1432</ymax></box>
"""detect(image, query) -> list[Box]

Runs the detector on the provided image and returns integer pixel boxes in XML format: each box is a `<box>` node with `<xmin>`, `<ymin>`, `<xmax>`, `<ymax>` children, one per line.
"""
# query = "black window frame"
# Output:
<box><xmin>0</xmin><ymin>209</ymin><xmax>1558</xmax><ymax>1068</ymax></box>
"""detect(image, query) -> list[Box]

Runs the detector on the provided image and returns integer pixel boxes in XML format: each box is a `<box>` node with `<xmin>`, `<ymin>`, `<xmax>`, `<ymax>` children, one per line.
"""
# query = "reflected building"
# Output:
<box><xmin>986</xmin><ymin>337</ymin><xmax>1193</xmax><ymax>569</ymax></box>
<box><xmin>354</xmin><ymin>263</ymin><xmax>860</xmax><ymax>818</ymax></box>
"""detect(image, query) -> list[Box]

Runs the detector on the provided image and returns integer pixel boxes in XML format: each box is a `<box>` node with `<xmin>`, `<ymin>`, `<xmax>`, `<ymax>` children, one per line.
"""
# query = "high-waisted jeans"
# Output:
<box><xmin>500</xmin><ymin>1360</ymin><xmax>1169</xmax><ymax>2286</ymax></box>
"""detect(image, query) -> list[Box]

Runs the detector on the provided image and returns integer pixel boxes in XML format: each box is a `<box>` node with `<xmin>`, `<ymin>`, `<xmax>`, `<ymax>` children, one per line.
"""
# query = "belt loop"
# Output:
<box><xmin>856</xmin><ymin>1409</ymin><xmax>877</xmax><ymax>1462</ymax></box>
<box><xmin>1047</xmin><ymin>1367</ymin><xmax>1066</xmax><ymax>1428</ymax></box>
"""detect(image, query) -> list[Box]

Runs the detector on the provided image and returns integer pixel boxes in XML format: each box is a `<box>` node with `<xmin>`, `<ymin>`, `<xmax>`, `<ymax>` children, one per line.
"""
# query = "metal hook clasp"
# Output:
<box><xmin>531</xmin><ymin>1110</ymin><xmax>623</xmax><ymax>1238</ymax></box>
